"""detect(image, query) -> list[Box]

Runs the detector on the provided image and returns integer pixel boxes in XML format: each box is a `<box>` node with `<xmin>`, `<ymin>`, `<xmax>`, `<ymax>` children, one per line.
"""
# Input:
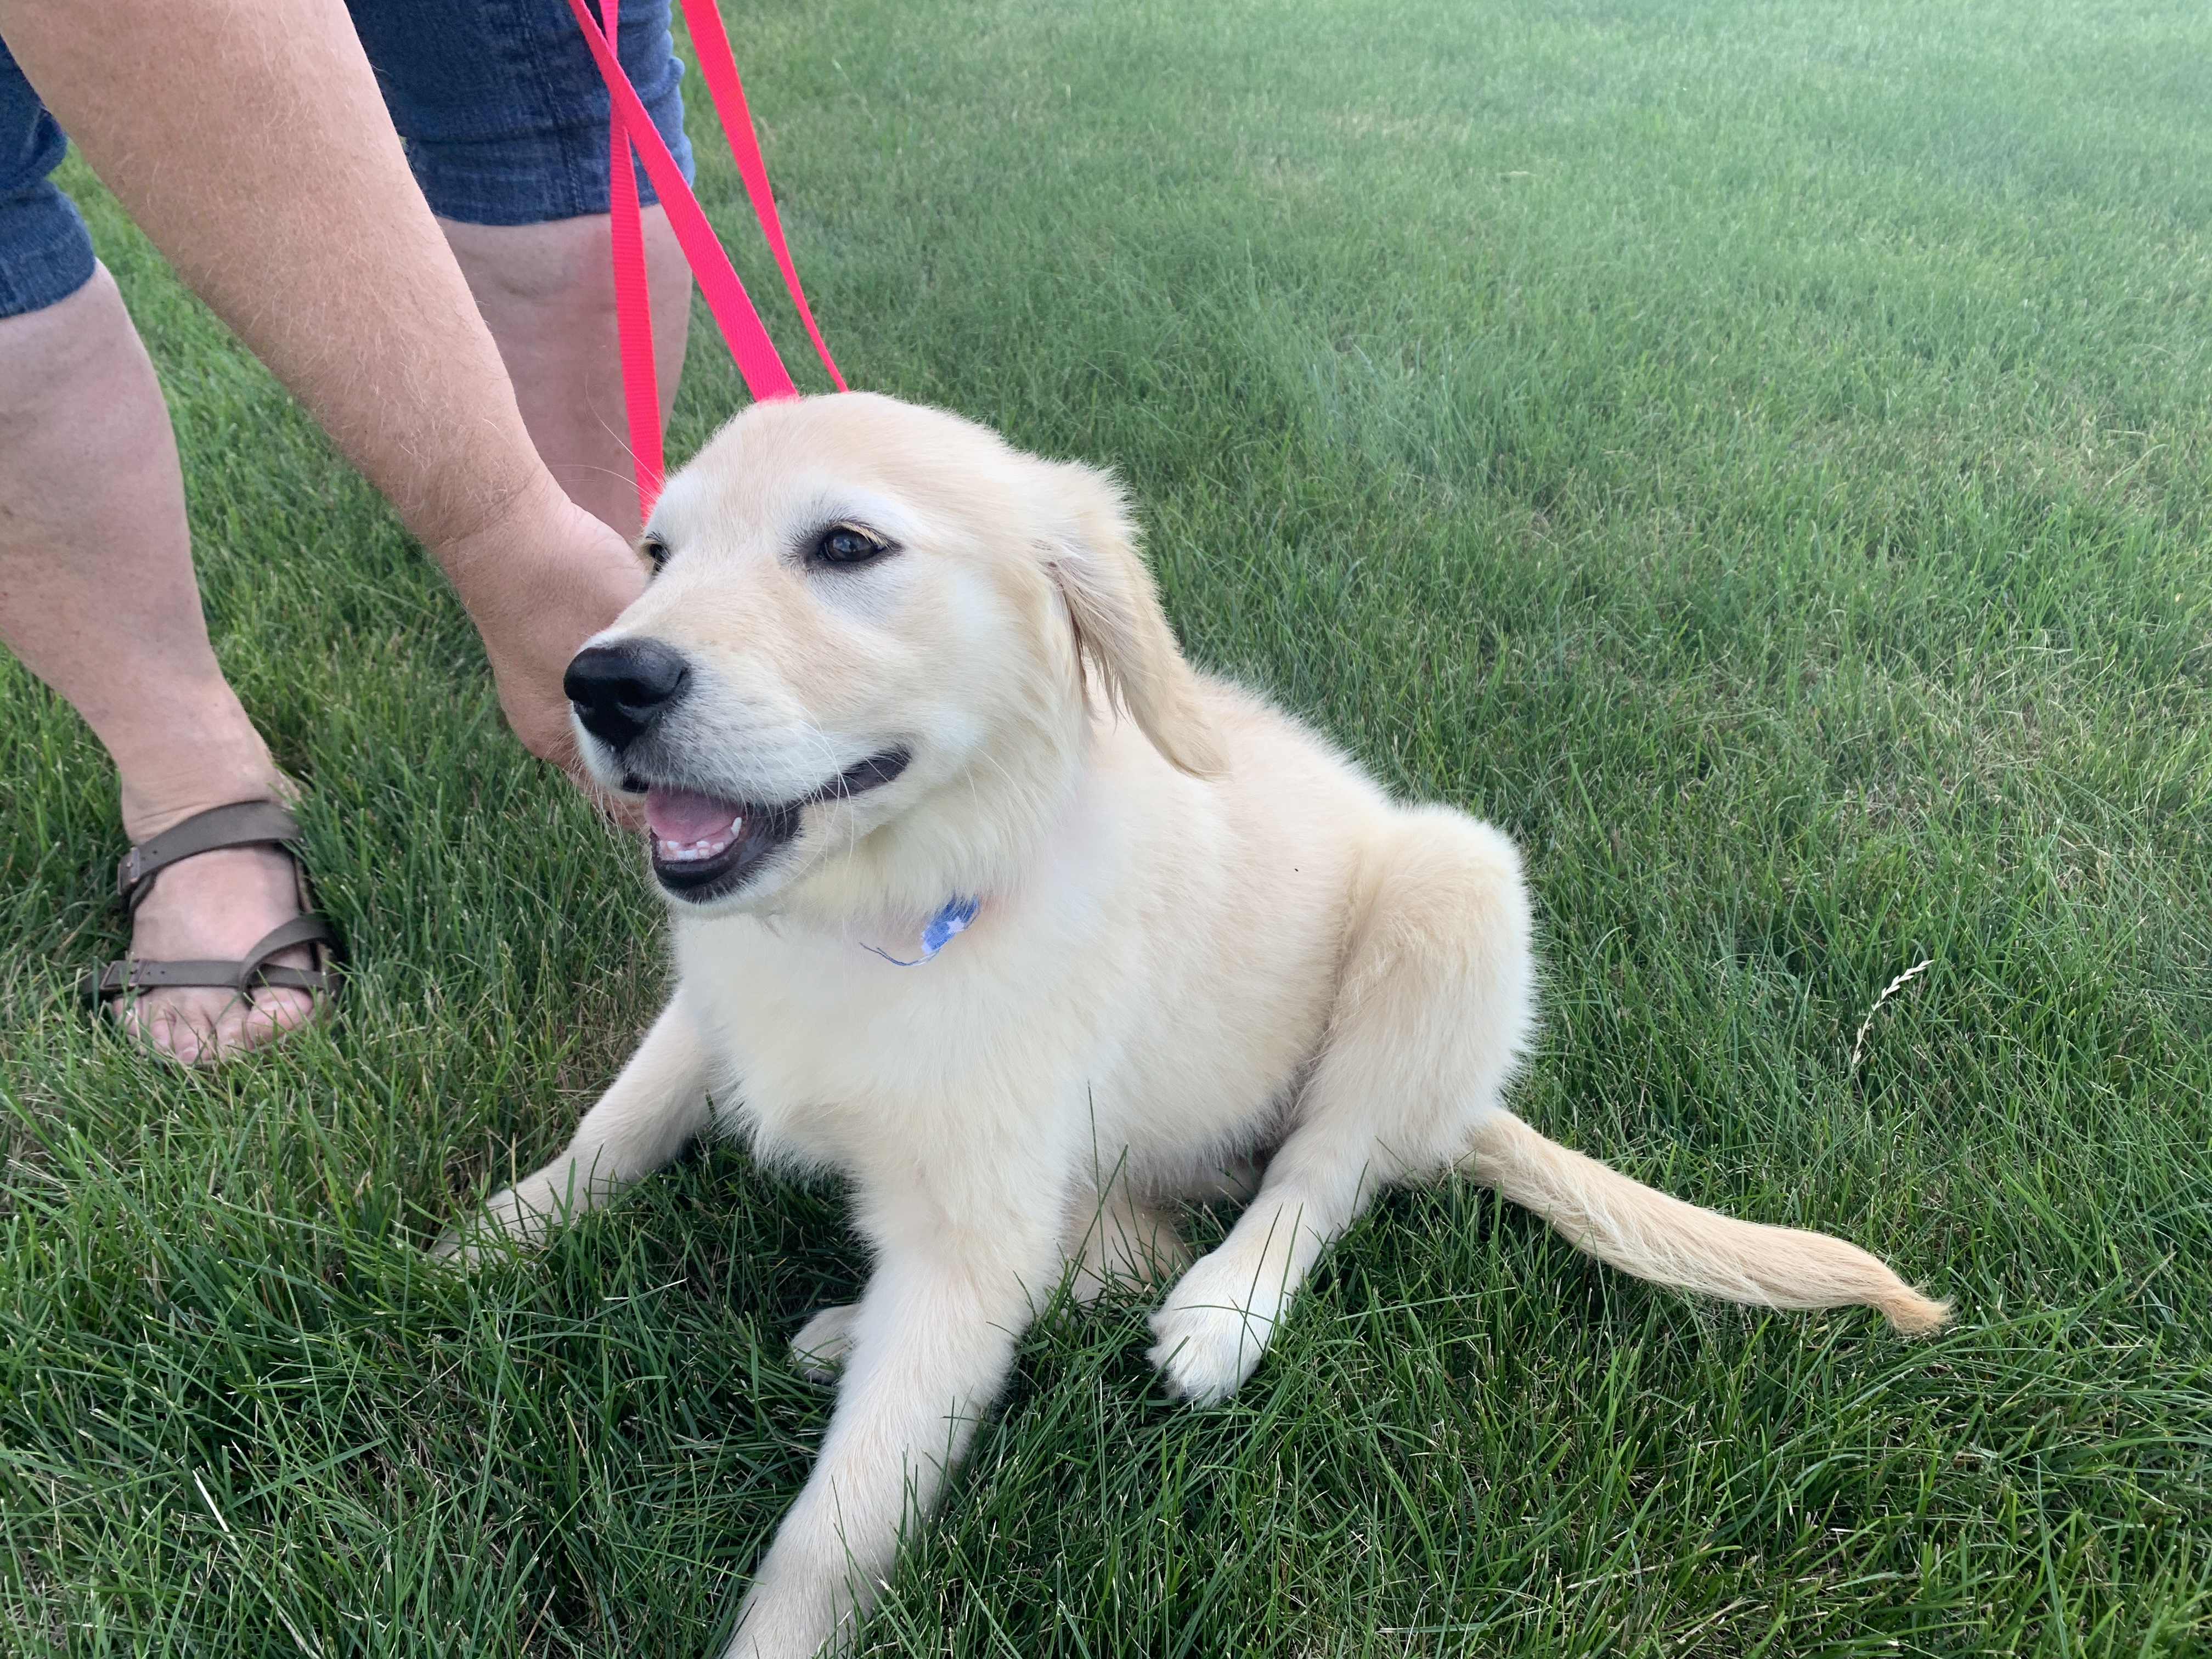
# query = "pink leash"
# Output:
<box><xmin>569</xmin><ymin>0</ymin><xmax>847</xmax><ymax>518</ymax></box>
<box><xmin>601</xmin><ymin>0</ymin><xmax>664</xmax><ymax>510</ymax></box>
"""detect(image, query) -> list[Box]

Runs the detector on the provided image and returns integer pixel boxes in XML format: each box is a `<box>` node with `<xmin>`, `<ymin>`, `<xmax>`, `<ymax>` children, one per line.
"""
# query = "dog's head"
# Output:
<box><xmin>567</xmin><ymin>393</ymin><xmax>1221</xmax><ymax>918</ymax></box>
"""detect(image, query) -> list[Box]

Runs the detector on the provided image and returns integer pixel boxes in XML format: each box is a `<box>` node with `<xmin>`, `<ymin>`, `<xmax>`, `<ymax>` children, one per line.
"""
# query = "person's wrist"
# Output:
<box><xmin>431</xmin><ymin>469</ymin><xmax>579</xmax><ymax>620</ymax></box>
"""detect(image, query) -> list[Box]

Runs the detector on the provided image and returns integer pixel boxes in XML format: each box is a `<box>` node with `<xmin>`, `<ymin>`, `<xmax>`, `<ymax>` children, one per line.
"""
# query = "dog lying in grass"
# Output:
<box><xmin>438</xmin><ymin>392</ymin><xmax>1948</xmax><ymax>1658</ymax></box>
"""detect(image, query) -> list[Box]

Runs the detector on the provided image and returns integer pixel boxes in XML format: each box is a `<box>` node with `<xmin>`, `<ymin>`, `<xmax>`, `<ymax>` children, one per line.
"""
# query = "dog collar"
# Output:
<box><xmin>862</xmin><ymin>895</ymin><xmax>981</xmax><ymax>967</ymax></box>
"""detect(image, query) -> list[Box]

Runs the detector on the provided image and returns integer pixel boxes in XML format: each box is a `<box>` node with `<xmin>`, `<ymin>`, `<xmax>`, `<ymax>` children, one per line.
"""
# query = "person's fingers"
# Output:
<box><xmin>490</xmin><ymin>670</ymin><xmax>583</xmax><ymax>772</ymax></box>
<box><xmin>447</xmin><ymin>489</ymin><xmax>647</xmax><ymax>784</ymax></box>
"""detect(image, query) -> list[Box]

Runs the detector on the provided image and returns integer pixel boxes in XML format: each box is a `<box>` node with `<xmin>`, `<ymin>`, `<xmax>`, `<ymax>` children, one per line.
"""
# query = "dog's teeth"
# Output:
<box><xmin>658</xmin><ymin>833</ymin><xmax>735</xmax><ymax>863</ymax></box>
<box><xmin>654</xmin><ymin>824</ymin><xmax>742</xmax><ymax>866</ymax></box>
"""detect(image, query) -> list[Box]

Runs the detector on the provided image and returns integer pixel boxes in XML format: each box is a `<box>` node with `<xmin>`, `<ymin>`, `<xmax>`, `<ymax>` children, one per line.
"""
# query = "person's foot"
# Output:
<box><xmin>116</xmin><ymin>840</ymin><xmax>319</xmax><ymax>1065</ymax></box>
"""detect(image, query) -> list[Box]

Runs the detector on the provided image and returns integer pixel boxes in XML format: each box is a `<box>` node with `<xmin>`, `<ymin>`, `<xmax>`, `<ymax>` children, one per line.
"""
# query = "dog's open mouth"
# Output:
<box><xmin>639</xmin><ymin>748</ymin><xmax>910</xmax><ymax>900</ymax></box>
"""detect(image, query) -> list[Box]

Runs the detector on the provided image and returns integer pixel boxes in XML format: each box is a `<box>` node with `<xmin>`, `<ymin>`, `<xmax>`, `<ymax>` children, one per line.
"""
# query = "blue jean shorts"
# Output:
<box><xmin>0</xmin><ymin>0</ymin><xmax>694</xmax><ymax>319</ymax></box>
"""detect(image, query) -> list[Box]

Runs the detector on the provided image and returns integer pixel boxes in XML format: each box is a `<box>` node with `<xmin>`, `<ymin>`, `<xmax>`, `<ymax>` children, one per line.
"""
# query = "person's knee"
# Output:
<box><xmin>0</xmin><ymin>263</ymin><xmax>132</xmax><ymax>419</ymax></box>
<box><xmin>439</xmin><ymin>213</ymin><xmax>617</xmax><ymax>311</ymax></box>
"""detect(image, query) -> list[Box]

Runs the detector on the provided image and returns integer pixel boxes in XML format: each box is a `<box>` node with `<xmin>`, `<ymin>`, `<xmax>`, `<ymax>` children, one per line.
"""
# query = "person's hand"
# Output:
<box><xmin>437</xmin><ymin>478</ymin><xmax>648</xmax><ymax>811</ymax></box>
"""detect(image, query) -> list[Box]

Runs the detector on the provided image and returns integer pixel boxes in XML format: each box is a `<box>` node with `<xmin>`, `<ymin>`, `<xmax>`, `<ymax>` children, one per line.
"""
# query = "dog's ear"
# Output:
<box><xmin>1035</xmin><ymin>460</ymin><xmax>1224</xmax><ymax>778</ymax></box>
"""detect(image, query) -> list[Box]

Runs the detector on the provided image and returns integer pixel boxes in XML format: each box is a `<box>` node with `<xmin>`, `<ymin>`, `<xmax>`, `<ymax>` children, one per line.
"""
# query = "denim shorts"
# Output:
<box><xmin>0</xmin><ymin>0</ymin><xmax>694</xmax><ymax>319</ymax></box>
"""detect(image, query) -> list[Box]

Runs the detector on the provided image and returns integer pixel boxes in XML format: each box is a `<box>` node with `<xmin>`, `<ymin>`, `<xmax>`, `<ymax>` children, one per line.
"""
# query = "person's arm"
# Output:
<box><xmin>0</xmin><ymin>0</ymin><xmax>644</xmax><ymax>771</ymax></box>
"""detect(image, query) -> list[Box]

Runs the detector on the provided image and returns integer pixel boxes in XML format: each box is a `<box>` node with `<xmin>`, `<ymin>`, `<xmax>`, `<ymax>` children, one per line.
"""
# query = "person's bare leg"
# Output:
<box><xmin>0</xmin><ymin>0</ymin><xmax>648</xmax><ymax>775</ymax></box>
<box><xmin>0</xmin><ymin>267</ymin><xmax>311</xmax><ymax>1064</ymax></box>
<box><xmin>442</xmin><ymin>209</ymin><xmax>693</xmax><ymax>541</ymax></box>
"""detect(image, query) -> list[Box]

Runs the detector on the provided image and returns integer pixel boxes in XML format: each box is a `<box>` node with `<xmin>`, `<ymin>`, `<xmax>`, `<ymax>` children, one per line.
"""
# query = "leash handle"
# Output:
<box><xmin>571</xmin><ymin>0</ymin><xmax>847</xmax><ymax>521</ymax></box>
<box><xmin>605</xmin><ymin>0</ymin><xmax>666</xmax><ymax>510</ymax></box>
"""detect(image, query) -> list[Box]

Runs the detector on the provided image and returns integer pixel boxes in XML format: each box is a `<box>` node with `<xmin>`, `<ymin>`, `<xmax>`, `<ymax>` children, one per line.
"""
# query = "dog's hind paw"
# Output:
<box><xmin>790</xmin><ymin>1303</ymin><xmax>860</xmax><ymax>1384</ymax></box>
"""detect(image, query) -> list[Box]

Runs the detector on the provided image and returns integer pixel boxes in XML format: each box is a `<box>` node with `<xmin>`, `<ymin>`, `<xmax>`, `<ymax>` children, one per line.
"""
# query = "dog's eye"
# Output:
<box><xmin>640</xmin><ymin>535</ymin><xmax>670</xmax><ymax>574</ymax></box>
<box><xmin>813</xmin><ymin>524</ymin><xmax>891</xmax><ymax>568</ymax></box>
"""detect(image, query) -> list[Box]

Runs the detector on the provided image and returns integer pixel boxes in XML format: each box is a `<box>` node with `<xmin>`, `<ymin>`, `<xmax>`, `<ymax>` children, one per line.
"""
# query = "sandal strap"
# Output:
<box><xmin>120</xmin><ymin>799</ymin><xmax>305</xmax><ymax>915</ymax></box>
<box><xmin>236</xmin><ymin>913</ymin><xmax>341</xmax><ymax>986</ymax></box>
<box><xmin>81</xmin><ymin>960</ymin><xmax>337</xmax><ymax>1000</ymax></box>
<box><xmin>78</xmin><ymin>913</ymin><xmax>342</xmax><ymax>1006</ymax></box>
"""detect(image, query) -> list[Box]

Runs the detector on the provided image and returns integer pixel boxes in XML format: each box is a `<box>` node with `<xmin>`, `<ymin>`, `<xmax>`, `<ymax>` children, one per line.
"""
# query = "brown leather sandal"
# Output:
<box><xmin>78</xmin><ymin>800</ymin><xmax>343</xmax><ymax>1030</ymax></box>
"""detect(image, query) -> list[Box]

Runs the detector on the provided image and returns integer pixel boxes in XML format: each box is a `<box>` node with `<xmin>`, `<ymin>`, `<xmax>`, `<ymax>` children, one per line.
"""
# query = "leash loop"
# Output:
<box><xmin>678</xmin><ymin>0</ymin><xmax>847</xmax><ymax>394</ymax></box>
<box><xmin>569</xmin><ymin>0</ymin><xmax>847</xmax><ymax>518</ymax></box>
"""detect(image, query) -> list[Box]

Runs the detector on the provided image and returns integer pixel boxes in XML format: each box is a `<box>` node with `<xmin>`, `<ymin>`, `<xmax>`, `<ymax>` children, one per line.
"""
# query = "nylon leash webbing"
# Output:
<box><xmin>571</xmin><ymin>0</ymin><xmax>847</xmax><ymax>520</ymax></box>
<box><xmin>604</xmin><ymin>0</ymin><xmax>666</xmax><ymax>509</ymax></box>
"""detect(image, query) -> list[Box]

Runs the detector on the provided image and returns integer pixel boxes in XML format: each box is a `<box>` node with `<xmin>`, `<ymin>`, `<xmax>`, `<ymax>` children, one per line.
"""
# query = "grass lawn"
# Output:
<box><xmin>4</xmin><ymin>0</ymin><xmax>2210</xmax><ymax>1651</ymax></box>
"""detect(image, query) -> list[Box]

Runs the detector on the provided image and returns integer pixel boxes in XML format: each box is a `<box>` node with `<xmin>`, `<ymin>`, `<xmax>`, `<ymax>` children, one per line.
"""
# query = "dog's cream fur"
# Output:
<box><xmin>441</xmin><ymin>393</ymin><xmax>1948</xmax><ymax>1658</ymax></box>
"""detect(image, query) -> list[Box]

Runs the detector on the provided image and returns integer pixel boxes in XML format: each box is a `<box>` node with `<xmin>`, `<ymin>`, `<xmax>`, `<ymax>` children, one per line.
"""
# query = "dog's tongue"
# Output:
<box><xmin>646</xmin><ymin>786</ymin><xmax>742</xmax><ymax>845</ymax></box>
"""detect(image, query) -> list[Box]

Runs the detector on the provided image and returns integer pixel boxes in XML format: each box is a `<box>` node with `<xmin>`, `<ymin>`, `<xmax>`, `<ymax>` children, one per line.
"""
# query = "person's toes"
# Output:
<box><xmin>133</xmin><ymin>994</ymin><xmax>207</xmax><ymax>1068</ymax></box>
<box><xmin>179</xmin><ymin>996</ymin><xmax>225</xmax><ymax>1068</ymax></box>
<box><xmin>132</xmin><ymin>979</ymin><xmax>317</xmax><ymax>1066</ymax></box>
<box><xmin>233</xmin><ymin>984</ymin><xmax>314</xmax><ymax>1056</ymax></box>
<box><xmin>208</xmin><ymin>996</ymin><xmax>255</xmax><ymax>1065</ymax></box>
<box><xmin>127</xmin><ymin>983</ymin><xmax>317</xmax><ymax>1068</ymax></box>
<box><xmin>230</xmin><ymin>998</ymin><xmax>270</xmax><ymax>1057</ymax></box>
<box><xmin>271</xmin><ymin>984</ymin><xmax>315</xmax><ymax>1035</ymax></box>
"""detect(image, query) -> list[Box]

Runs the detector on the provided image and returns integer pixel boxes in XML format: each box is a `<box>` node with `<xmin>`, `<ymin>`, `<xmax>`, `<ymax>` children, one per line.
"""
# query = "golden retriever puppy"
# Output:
<box><xmin>439</xmin><ymin>392</ymin><xmax>1947</xmax><ymax>1658</ymax></box>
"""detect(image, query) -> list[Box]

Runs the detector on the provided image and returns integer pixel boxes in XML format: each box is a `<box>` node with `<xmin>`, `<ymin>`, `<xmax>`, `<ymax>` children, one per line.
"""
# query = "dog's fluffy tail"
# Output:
<box><xmin>1460</xmin><ymin>1113</ymin><xmax>1950</xmax><ymax>1334</ymax></box>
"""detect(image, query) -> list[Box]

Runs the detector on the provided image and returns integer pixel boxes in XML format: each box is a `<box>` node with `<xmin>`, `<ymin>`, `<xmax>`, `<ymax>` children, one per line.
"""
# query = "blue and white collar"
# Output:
<box><xmin>861</xmin><ymin>894</ymin><xmax>981</xmax><ymax>967</ymax></box>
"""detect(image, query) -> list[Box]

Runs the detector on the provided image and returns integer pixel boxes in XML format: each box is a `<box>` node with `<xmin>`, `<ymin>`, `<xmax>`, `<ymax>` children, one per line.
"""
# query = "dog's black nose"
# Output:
<box><xmin>565</xmin><ymin>639</ymin><xmax>690</xmax><ymax>751</ymax></box>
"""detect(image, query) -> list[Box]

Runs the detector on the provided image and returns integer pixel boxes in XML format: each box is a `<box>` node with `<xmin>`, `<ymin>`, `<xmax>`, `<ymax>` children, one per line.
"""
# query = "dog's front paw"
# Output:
<box><xmin>428</xmin><ymin>1182</ymin><xmax>560</xmax><ymax>1269</ymax></box>
<box><xmin>720</xmin><ymin>1558</ymin><xmax>852</xmax><ymax>1659</ymax></box>
<box><xmin>1147</xmin><ymin>1255</ymin><xmax>1286</xmax><ymax>1406</ymax></box>
<box><xmin>789</xmin><ymin>1304</ymin><xmax>860</xmax><ymax>1384</ymax></box>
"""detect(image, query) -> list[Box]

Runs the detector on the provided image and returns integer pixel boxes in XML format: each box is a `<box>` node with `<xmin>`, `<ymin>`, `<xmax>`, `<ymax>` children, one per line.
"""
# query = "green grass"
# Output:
<box><xmin>4</xmin><ymin>0</ymin><xmax>2209</xmax><ymax>1651</ymax></box>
